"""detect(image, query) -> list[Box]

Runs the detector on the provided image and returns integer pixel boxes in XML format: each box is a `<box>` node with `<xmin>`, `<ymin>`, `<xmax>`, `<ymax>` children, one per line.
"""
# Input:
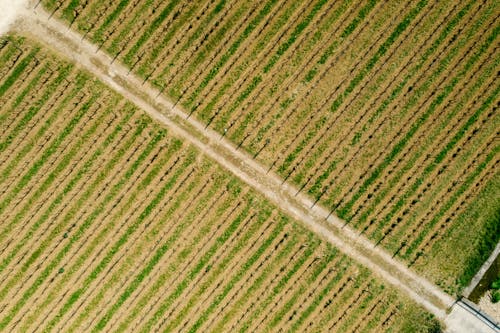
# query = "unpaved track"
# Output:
<box><xmin>14</xmin><ymin>5</ymin><xmax>456</xmax><ymax>321</ymax></box>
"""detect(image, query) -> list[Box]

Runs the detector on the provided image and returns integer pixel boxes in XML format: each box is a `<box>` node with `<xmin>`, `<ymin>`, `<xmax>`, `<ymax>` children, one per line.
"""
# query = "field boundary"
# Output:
<box><xmin>463</xmin><ymin>241</ymin><xmax>500</xmax><ymax>298</ymax></box>
<box><xmin>14</xmin><ymin>4</ymin><xmax>459</xmax><ymax>321</ymax></box>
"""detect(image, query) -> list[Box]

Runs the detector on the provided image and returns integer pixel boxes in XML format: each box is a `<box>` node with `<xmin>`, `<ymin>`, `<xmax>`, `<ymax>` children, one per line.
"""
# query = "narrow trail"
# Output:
<box><xmin>14</xmin><ymin>4</ymin><xmax>458</xmax><ymax>322</ymax></box>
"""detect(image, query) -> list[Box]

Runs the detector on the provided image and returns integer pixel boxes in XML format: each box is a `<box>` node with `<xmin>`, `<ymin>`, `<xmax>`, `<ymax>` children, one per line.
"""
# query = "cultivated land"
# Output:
<box><xmin>1</xmin><ymin>0</ymin><xmax>498</xmax><ymax>331</ymax></box>
<box><xmin>40</xmin><ymin>0</ymin><xmax>500</xmax><ymax>295</ymax></box>
<box><xmin>0</xmin><ymin>36</ymin><xmax>441</xmax><ymax>332</ymax></box>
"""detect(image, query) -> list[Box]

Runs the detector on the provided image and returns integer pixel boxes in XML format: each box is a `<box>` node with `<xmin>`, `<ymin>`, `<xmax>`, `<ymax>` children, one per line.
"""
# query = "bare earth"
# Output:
<box><xmin>8</xmin><ymin>3</ymin><xmax>496</xmax><ymax>332</ymax></box>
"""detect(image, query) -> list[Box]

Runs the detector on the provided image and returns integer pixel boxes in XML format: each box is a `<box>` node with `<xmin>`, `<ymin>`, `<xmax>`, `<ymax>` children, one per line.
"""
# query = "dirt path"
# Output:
<box><xmin>14</xmin><ymin>4</ymin><xmax>459</xmax><ymax>322</ymax></box>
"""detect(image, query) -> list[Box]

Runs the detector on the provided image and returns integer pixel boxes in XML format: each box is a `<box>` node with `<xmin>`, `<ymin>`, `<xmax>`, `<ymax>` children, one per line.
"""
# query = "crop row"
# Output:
<box><xmin>0</xmin><ymin>35</ymin><xmax>439</xmax><ymax>331</ymax></box>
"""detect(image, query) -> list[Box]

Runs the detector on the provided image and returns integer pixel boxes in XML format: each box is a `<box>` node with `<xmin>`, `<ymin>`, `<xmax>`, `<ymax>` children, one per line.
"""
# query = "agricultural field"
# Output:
<box><xmin>40</xmin><ymin>0</ymin><xmax>500</xmax><ymax>294</ymax></box>
<box><xmin>0</xmin><ymin>35</ymin><xmax>442</xmax><ymax>332</ymax></box>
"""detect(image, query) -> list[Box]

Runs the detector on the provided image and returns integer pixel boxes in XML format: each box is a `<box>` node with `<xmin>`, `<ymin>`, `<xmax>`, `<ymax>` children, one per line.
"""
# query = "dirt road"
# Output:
<box><xmin>14</xmin><ymin>3</ymin><xmax>460</xmax><ymax>324</ymax></box>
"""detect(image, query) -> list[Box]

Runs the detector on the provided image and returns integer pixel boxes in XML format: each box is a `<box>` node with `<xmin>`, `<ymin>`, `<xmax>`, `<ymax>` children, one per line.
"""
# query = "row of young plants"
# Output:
<box><xmin>1</xmin><ymin>35</ymin><xmax>445</xmax><ymax>331</ymax></box>
<box><xmin>238</xmin><ymin>0</ymin><xmax>385</xmax><ymax>161</ymax></box>
<box><xmin>0</xmin><ymin>99</ymin><xmax>124</xmax><ymax>293</ymax></box>
<box><xmin>367</xmin><ymin>54</ymin><xmax>499</xmax><ymax>251</ymax></box>
<box><xmin>279</xmin><ymin>0</ymin><xmax>448</xmax><ymax>190</ymax></box>
<box><xmin>32</xmin><ymin>0</ymin><xmax>500</xmax><ymax>300</ymax></box>
<box><xmin>318</xmin><ymin>0</ymin><xmax>483</xmax><ymax>213</ymax></box>
<box><xmin>336</xmin><ymin>13</ymin><xmax>500</xmax><ymax>250</ymax></box>
<box><xmin>37</xmin><ymin>134</ymin><xmax>188</xmax><ymax>331</ymax></box>
<box><xmin>336</xmin><ymin>0</ymin><xmax>495</xmax><ymax>217</ymax></box>
<box><xmin>0</xmin><ymin>43</ymin><xmax>173</xmax><ymax>329</ymax></box>
<box><xmin>0</xmin><ymin>79</ymin><xmax>157</xmax><ymax>330</ymax></box>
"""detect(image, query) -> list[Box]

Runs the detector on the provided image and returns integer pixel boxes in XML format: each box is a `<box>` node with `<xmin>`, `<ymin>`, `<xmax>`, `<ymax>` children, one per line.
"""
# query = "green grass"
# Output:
<box><xmin>153</xmin><ymin>0</ymin><xmax>228</xmax><ymax>87</ymax></box>
<box><xmin>406</xmin><ymin>145</ymin><xmax>500</xmax><ymax>260</ymax></box>
<box><xmin>263</xmin><ymin>0</ymin><xmax>328</xmax><ymax>73</ymax></box>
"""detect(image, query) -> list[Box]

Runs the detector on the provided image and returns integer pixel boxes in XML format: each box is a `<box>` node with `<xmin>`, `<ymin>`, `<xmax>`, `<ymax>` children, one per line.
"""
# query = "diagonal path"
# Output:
<box><xmin>14</xmin><ymin>4</ymin><xmax>458</xmax><ymax>322</ymax></box>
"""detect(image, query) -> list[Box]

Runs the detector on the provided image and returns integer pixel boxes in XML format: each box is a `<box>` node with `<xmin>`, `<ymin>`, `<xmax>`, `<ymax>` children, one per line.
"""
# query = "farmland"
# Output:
<box><xmin>0</xmin><ymin>35</ymin><xmax>442</xmax><ymax>332</ymax></box>
<box><xmin>40</xmin><ymin>0</ymin><xmax>500</xmax><ymax>293</ymax></box>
